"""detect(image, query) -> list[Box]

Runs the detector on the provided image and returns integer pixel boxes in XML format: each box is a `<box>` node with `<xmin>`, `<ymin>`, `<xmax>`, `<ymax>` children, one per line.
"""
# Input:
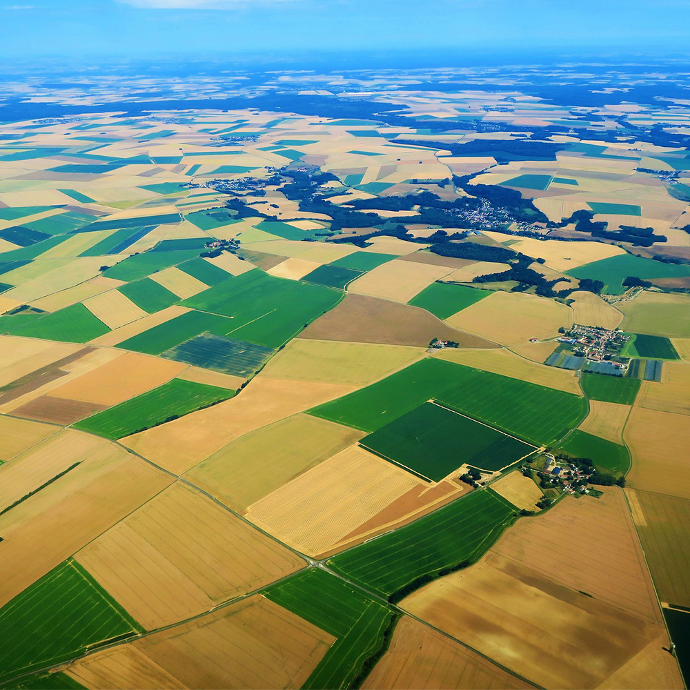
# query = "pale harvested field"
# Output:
<box><xmin>177</xmin><ymin>366</ymin><xmax>244</xmax><ymax>390</ymax></box>
<box><xmin>625</xmin><ymin>406</ymin><xmax>690</xmax><ymax>499</ymax></box>
<box><xmin>299</xmin><ymin>294</ymin><xmax>496</xmax><ymax>348</ymax></box>
<box><xmin>267</xmin><ymin>257</ymin><xmax>322</xmax><ymax>281</ymax></box>
<box><xmin>490</xmin><ymin>472</ymin><xmax>543</xmax><ymax>511</ymax></box>
<box><xmin>349</xmin><ymin>260</ymin><xmax>452</xmax><ymax>303</ymax></box>
<box><xmin>433</xmin><ymin>347</ymin><xmax>581</xmax><ymax>395</ymax></box>
<box><xmin>493</xmin><ymin>488</ymin><xmax>662</xmax><ymax>623</ymax></box>
<box><xmin>578</xmin><ymin>400</ymin><xmax>631</xmax><ymax>442</ymax></box>
<box><xmin>637</xmin><ymin>362</ymin><xmax>690</xmax><ymax>416</ymax></box>
<box><xmin>0</xmin><ymin>415</ymin><xmax>56</xmax><ymax>462</ymax></box>
<box><xmin>0</xmin><ymin>336</ymin><xmax>82</xmax><ymax>388</ymax></box>
<box><xmin>510</xmin><ymin>340</ymin><xmax>559</xmax><ymax>362</ymax></box>
<box><xmin>297</xmin><ymin>243</ymin><xmax>358</xmax><ymax>263</ymax></box>
<box><xmin>618</xmin><ymin>292</ymin><xmax>690</xmax><ymax>338</ymax></box>
<box><xmin>483</xmin><ymin>233</ymin><xmax>625</xmax><ymax>270</ymax></box>
<box><xmin>49</xmin><ymin>351</ymin><xmax>186</xmax><ymax>406</ymax></box>
<box><xmin>32</xmin><ymin>277</ymin><xmax>125</xmax><ymax>313</ymax></box>
<box><xmin>149</xmin><ymin>267</ymin><xmax>209</xmax><ymax>299</ymax></box>
<box><xmin>627</xmin><ymin>489</ymin><xmax>690</xmax><ymax>609</ymax></box>
<box><xmin>568</xmin><ymin>290</ymin><xmax>623</xmax><ymax>329</ymax></box>
<box><xmin>443</xmin><ymin>262</ymin><xmax>511</xmax><ymax>282</ymax></box>
<box><xmin>446</xmin><ymin>291</ymin><xmax>571</xmax><ymax>346</ymax></box>
<box><xmin>403</xmin><ymin>552</ymin><xmax>669</xmax><ymax>690</ymax></box>
<box><xmin>205</xmin><ymin>252</ymin><xmax>255</xmax><ymax>276</ymax></box>
<box><xmin>245</xmin><ymin>444</ymin><xmax>422</xmax><ymax>557</ymax></box>
<box><xmin>363</xmin><ymin>616</ymin><xmax>531</xmax><ymax>690</ymax></box>
<box><xmin>188</xmin><ymin>414</ymin><xmax>364</xmax><ymax>512</ymax></box>
<box><xmin>0</xmin><ymin>294</ymin><xmax>21</xmax><ymax>314</ymax></box>
<box><xmin>121</xmin><ymin>378</ymin><xmax>356</xmax><ymax>475</ymax></box>
<box><xmin>64</xmin><ymin>646</ymin><xmax>187</xmax><ymax>690</ymax></box>
<box><xmin>260</xmin><ymin>339</ymin><xmax>424</xmax><ymax>386</ymax></box>
<box><xmin>0</xmin><ymin>435</ymin><xmax>172</xmax><ymax>607</ymax></box>
<box><xmin>360</xmin><ymin>236</ymin><xmax>427</xmax><ymax>255</ymax></box>
<box><xmin>671</xmin><ymin>338</ymin><xmax>690</xmax><ymax>361</ymax></box>
<box><xmin>76</xmin><ymin>482</ymin><xmax>304</xmax><ymax>629</ymax></box>
<box><xmin>117</xmin><ymin>596</ymin><xmax>333</xmax><ymax>690</ymax></box>
<box><xmin>89</xmin><ymin>306</ymin><xmax>191</xmax><ymax>346</ymax></box>
<box><xmin>83</xmin><ymin>290</ymin><xmax>148</xmax><ymax>330</ymax></box>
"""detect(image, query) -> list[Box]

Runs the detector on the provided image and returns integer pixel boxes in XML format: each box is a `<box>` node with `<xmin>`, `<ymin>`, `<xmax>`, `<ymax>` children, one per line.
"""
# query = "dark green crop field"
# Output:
<box><xmin>162</xmin><ymin>334</ymin><xmax>274</xmax><ymax>376</ymax></box>
<box><xmin>265</xmin><ymin>569</ymin><xmax>397</xmax><ymax>690</ymax></box>
<box><xmin>329</xmin><ymin>251</ymin><xmax>397</xmax><ymax>272</ymax></box>
<box><xmin>580</xmin><ymin>372</ymin><xmax>641</xmax><ymax>405</ymax></box>
<box><xmin>328</xmin><ymin>490</ymin><xmax>516</xmax><ymax>598</ymax></box>
<box><xmin>362</xmin><ymin>402</ymin><xmax>535</xmax><ymax>480</ymax></box>
<box><xmin>102</xmin><ymin>249</ymin><xmax>201</xmax><ymax>282</ymax></box>
<box><xmin>74</xmin><ymin>378</ymin><xmax>234</xmax><ymax>439</ymax></box>
<box><xmin>177</xmin><ymin>257</ymin><xmax>231</xmax><ymax>286</ymax></box>
<box><xmin>8</xmin><ymin>304</ymin><xmax>110</xmax><ymax>343</ymax></box>
<box><xmin>557</xmin><ymin>430</ymin><xmax>630</xmax><ymax>476</ymax></box>
<box><xmin>182</xmin><ymin>269</ymin><xmax>342</xmax><ymax>348</ymax></box>
<box><xmin>408</xmin><ymin>282</ymin><xmax>491</xmax><ymax>319</ymax></box>
<box><xmin>0</xmin><ymin>559</ymin><xmax>142</xmax><ymax>683</ymax></box>
<box><xmin>117</xmin><ymin>278</ymin><xmax>179</xmax><ymax>313</ymax></box>
<box><xmin>627</xmin><ymin>334</ymin><xmax>680</xmax><ymax>360</ymax></box>
<box><xmin>302</xmin><ymin>265</ymin><xmax>363</xmax><ymax>289</ymax></box>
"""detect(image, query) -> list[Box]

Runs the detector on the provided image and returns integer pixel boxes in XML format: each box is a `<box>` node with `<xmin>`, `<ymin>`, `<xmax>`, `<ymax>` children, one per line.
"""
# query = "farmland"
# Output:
<box><xmin>328</xmin><ymin>490</ymin><xmax>517</xmax><ymax>598</ymax></box>
<box><xmin>618</xmin><ymin>293</ymin><xmax>690</xmax><ymax>338</ymax></box>
<box><xmin>408</xmin><ymin>282</ymin><xmax>491</xmax><ymax>319</ymax></box>
<box><xmin>74</xmin><ymin>378</ymin><xmax>234</xmax><ymax>439</ymax></box>
<box><xmin>361</xmin><ymin>402</ymin><xmax>535</xmax><ymax>480</ymax></box>
<box><xmin>626</xmin><ymin>333</ymin><xmax>680</xmax><ymax>360</ymax></box>
<box><xmin>557</xmin><ymin>429</ymin><xmax>630</xmax><ymax>475</ymax></box>
<box><xmin>580</xmin><ymin>372</ymin><xmax>641</xmax><ymax>404</ymax></box>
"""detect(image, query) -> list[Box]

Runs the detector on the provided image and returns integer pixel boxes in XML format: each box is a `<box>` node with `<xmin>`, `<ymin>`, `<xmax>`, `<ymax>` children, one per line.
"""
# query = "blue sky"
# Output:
<box><xmin>1</xmin><ymin>0</ymin><xmax>689</xmax><ymax>60</ymax></box>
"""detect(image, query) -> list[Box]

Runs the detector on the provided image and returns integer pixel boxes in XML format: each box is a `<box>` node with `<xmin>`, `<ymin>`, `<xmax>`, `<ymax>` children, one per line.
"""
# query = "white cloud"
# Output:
<box><xmin>116</xmin><ymin>0</ymin><xmax>295</xmax><ymax>7</ymax></box>
<box><xmin>1</xmin><ymin>4</ymin><xmax>36</xmax><ymax>9</ymax></box>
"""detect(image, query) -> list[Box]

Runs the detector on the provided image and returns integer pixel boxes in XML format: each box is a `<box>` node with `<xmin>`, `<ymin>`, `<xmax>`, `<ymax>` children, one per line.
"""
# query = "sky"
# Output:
<box><xmin>1</xmin><ymin>0</ymin><xmax>690</xmax><ymax>61</ymax></box>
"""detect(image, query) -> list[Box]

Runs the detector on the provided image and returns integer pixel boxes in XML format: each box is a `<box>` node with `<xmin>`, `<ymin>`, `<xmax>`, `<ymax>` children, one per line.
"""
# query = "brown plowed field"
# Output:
<box><xmin>298</xmin><ymin>294</ymin><xmax>497</xmax><ymax>348</ymax></box>
<box><xmin>11</xmin><ymin>395</ymin><xmax>108</xmax><ymax>425</ymax></box>
<box><xmin>491</xmin><ymin>489</ymin><xmax>662</xmax><ymax>623</ymax></box>
<box><xmin>363</xmin><ymin>616</ymin><xmax>532</xmax><ymax>690</ymax></box>
<box><xmin>76</xmin><ymin>482</ymin><xmax>305</xmax><ymax>629</ymax></box>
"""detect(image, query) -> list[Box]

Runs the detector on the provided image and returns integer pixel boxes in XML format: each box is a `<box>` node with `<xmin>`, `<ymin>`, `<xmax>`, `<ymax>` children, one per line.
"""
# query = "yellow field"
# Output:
<box><xmin>38</xmin><ymin>230</ymin><xmax>116</xmax><ymax>260</ymax></box>
<box><xmin>363</xmin><ymin>616</ymin><xmax>531</xmax><ymax>690</ymax></box>
<box><xmin>67</xmin><ymin>597</ymin><xmax>333</xmax><ymax>690</ymax></box>
<box><xmin>490</xmin><ymin>472</ymin><xmax>543</xmax><ymax>511</ymax></box>
<box><xmin>260</xmin><ymin>339</ymin><xmax>424</xmax><ymax>386</ymax></box>
<box><xmin>149</xmin><ymin>267</ymin><xmax>209</xmax><ymax>299</ymax></box>
<box><xmin>83</xmin><ymin>290</ymin><xmax>148</xmax><ymax>330</ymax></box>
<box><xmin>76</xmin><ymin>482</ymin><xmax>304</xmax><ymax>629</ymax></box>
<box><xmin>0</xmin><ymin>337</ymin><xmax>84</xmax><ymax>388</ymax></box>
<box><xmin>568</xmin><ymin>290</ymin><xmax>623</xmax><ymax>329</ymax></box>
<box><xmin>31</xmin><ymin>276</ymin><xmax>124</xmax><ymax>313</ymax></box>
<box><xmin>245</xmin><ymin>444</ymin><xmax>422</xmax><ymax>557</ymax></box>
<box><xmin>49</xmin><ymin>351</ymin><xmax>187</xmax><ymax>407</ymax></box>
<box><xmin>349</xmin><ymin>260</ymin><xmax>452</xmax><ymax>303</ymax></box>
<box><xmin>625</xmin><ymin>406</ymin><xmax>690</xmax><ymax>499</ymax></box>
<box><xmin>618</xmin><ymin>292</ymin><xmax>690</xmax><ymax>338</ymax></box>
<box><xmin>443</xmin><ymin>261</ymin><xmax>511</xmax><ymax>282</ymax></box>
<box><xmin>578</xmin><ymin>400</ymin><xmax>631</xmax><ymax>442</ymax></box>
<box><xmin>637</xmin><ymin>362</ymin><xmax>690</xmax><ymax>416</ymax></box>
<box><xmin>177</xmin><ymin>366</ymin><xmax>244</xmax><ymax>390</ymax></box>
<box><xmin>0</xmin><ymin>415</ymin><xmax>56</xmax><ymax>462</ymax></box>
<box><xmin>433</xmin><ymin>347</ymin><xmax>581</xmax><ymax>394</ymax></box>
<box><xmin>403</xmin><ymin>552</ymin><xmax>674</xmax><ymax>690</ymax></box>
<box><xmin>187</xmin><ymin>413</ymin><xmax>364</xmax><ymax>512</ymax></box>
<box><xmin>446</xmin><ymin>291</ymin><xmax>571</xmax><ymax>346</ymax></box>
<box><xmin>89</xmin><ymin>306</ymin><xmax>191</xmax><ymax>346</ymax></box>
<box><xmin>205</xmin><ymin>252</ymin><xmax>255</xmax><ymax>275</ymax></box>
<box><xmin>360</xmin><ymin>237</ymin><xmax>427</xmax><ymax>255</ymax></box>
<box><xmin>121</xmin><ymin>378</ymin><xmax>356</xmax><ymax>474</ymax></box>
<box><xmin>267</xmin><ymin>257</ymin><xmax>322</xmax><ymax>280</ymax></box>
<box><xmin>297</xmin><ymin>243</ymin><xmax>359</xmax><ymax>263</ymax></box>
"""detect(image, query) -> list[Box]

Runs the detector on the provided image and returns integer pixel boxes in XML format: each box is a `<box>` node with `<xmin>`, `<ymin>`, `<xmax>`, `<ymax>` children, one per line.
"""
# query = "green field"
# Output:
<box><xmin>664</xmin><ymin>609</ymin><xmax>690</xmax><ymax>687</ymax></box>
<box><xmin>185</xmin><ymin>208</ymin><xmax>239</xmax><ymax>231</ymax></box>
<box><xmin>265</xmin><ymin>569</ymin><xmax>397</xmax><ymax>690</ymax></box>
<box><xmin>310</xmin><ymin>358</ymin><xmax>586</xmax><ymax>445</ymax></box>
<box><xmin>0</xmin><ymin>559</ymin><xmax>142</xmax><ymax>683</ymax></box>
<box><xmin>557</xmin><ymin>430</ymin><xmax>630</xmax><ymax>476</ymax></box>
<box><xmin>117</xmin><ymin>278</ymin><xmax>179</xmax><ymax>313</ymax></box>
<box><xmin>2</xmin><ymin>672</ymin><xmax>85</xmax><ymax>689</ymax></box>
<box><xmin>182</xmin><ymin>269</ymin><xmax>342</xmax><ymax>348</ymax></box>
<box><xmin>626</xmin><ymin>334</ymin><xmax>680</xmax><ymax>360</ymax></box>
<box><xmin>74</xmin><ymin>378</ymin><xmax>234</xmax><ymax>439</ymax></box>
<box><xmin>587</xmin><ymin>202</ymin><xmax>641</xmax><ymax>216</ymax></box>
<box><xmin>580</xmin><ymin>373</ymin><xmax>641</xmax><ymax>405</ymax></box>
<box><xmin>116</xmin><ymin>310</ymin><xmax>234</xmax><ymax>355</ymax></box>
<box><xmin>329</xmin><ymin>252</ymin><xmax>397</xmax><ymax>272</ymax></box>
<box><xmin>565</xmin><ymin>254</ymin><xmax>690</xmax><ymax>295</ymax></box>
<box><xmin>80</xmin><ymin>226</ymin><xmax>155</xmax><ymax>257</ymax></box>
<box><xmin>102</xmin><ymin>249</ymin><xmax>201</xmax><ymax>282</ymax></box>
<box><xmin>328</xmin><ymin>490</ymin><xmax>516</xmax><ymax>598</ymax></box>
<box><xmin>0</xmin><ymin>226</ymin><xmax>50</xmax><ymax>247</ymax></box>
<box><xmin>501</xmin><ymin>174</ymin><xmax>552</xmax><ymax>191</ymax></box>
<box><xmin>408</xmin><ymin>282</ymin><xmax>491</xmax><ymax>319</ymax></box>
<box><xmin>302</xmin><ymin>265</ymin><xmax>362</xmax><ymax>289</ymax></box>
<box><xmin>362</xmin><ymin>402</ymin><xmax>535</xmax><ymax>480</ymax></box>
<box><xmin>177</xmin><ymin>257</ymin><xmax>231</xmax><ymax>286</ymax></box>
<box><xmin>162</xmin><ymin>334</ymin><xmax>274</xmax><ymax>376</ymax></box>
<box><xmin>9</xmin><ymin>304</ymin><xmax>110</xmax><ymax>343</ymax></box>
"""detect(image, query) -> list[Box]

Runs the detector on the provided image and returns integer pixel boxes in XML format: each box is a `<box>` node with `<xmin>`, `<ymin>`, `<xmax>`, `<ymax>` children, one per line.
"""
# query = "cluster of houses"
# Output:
<box><xmin>541</xmin><ymin>454</ymin><xmax>592</xmax><ymax>495</ymax></box>
<box><xmin>558</xmin><ymin>324</ymin><xmax>630</xmax><ymax>367</ymax></box>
